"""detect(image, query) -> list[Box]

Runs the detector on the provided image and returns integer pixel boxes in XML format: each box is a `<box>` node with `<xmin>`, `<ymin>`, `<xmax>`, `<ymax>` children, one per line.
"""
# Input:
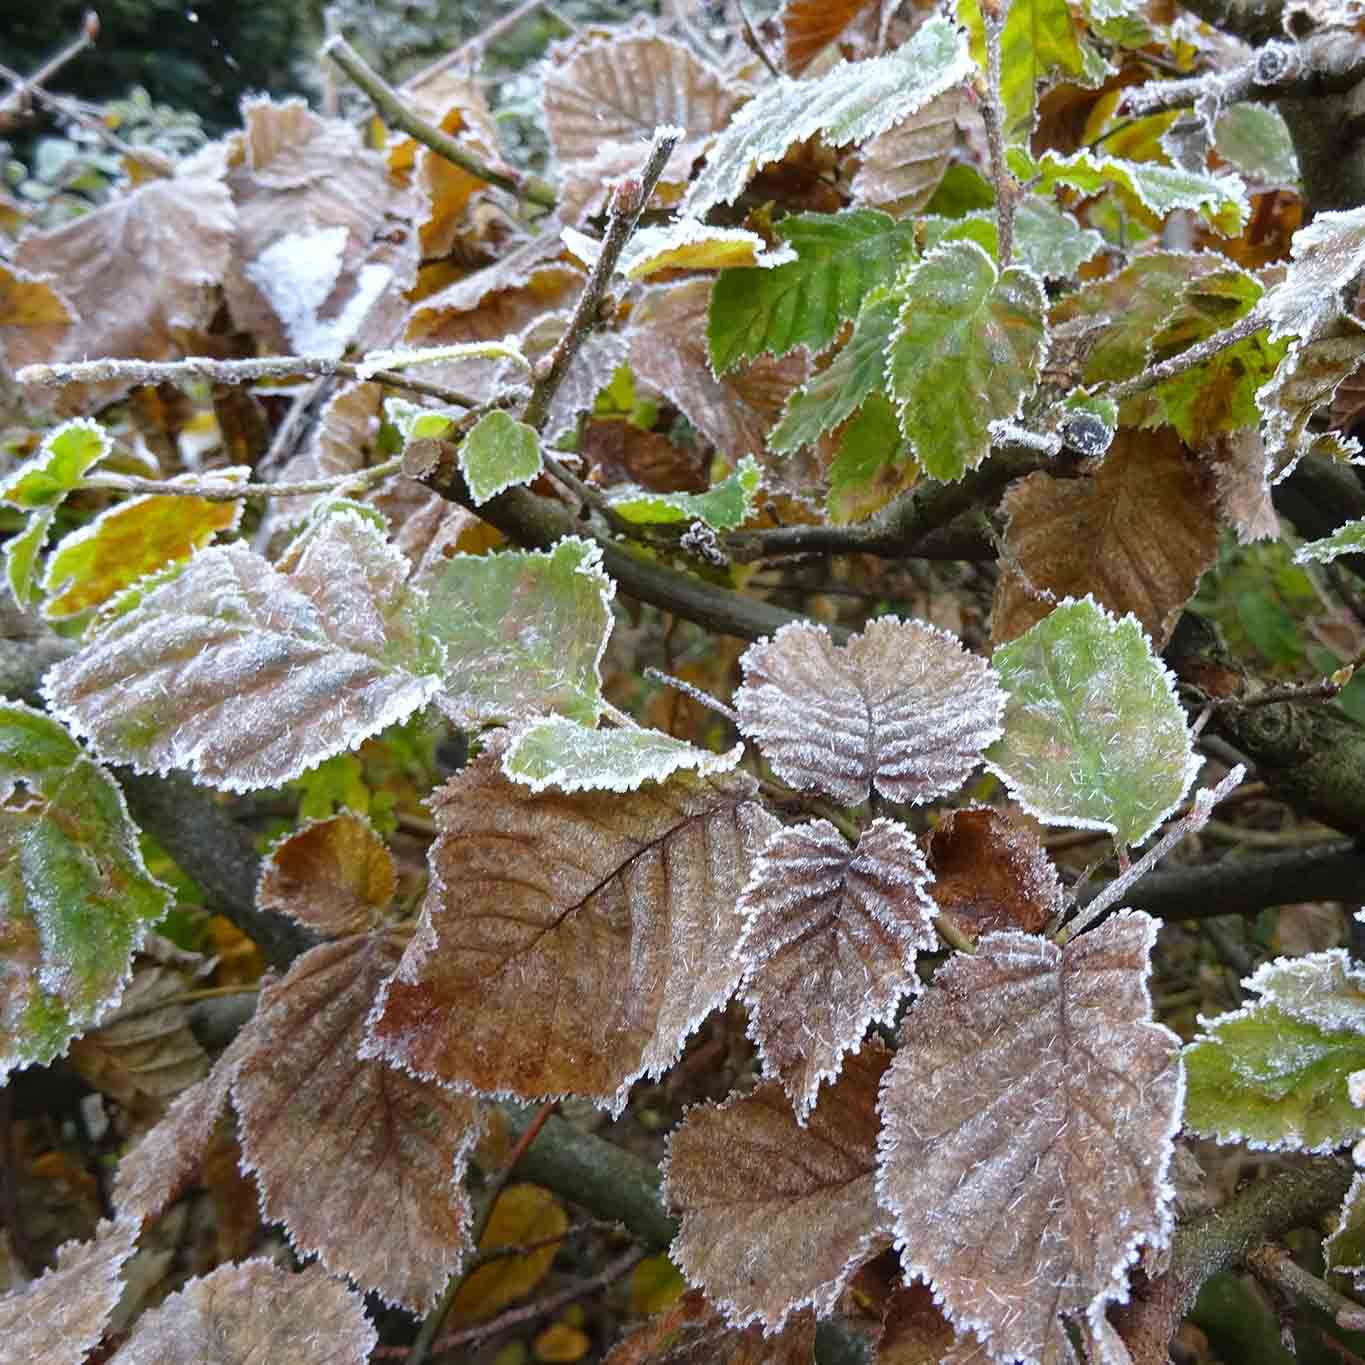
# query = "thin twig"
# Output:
<box><xmin>1214</xmin><ymin>671</ymin><xmax>1355</xmax><ymax>709</ymax></box>
<box><xmin>0</xmin><ymin>11</ymin><xmax>97</xmax><ymax>120</ymax></box>
<box><xmin>644</xmin><ymin>668</ymin><xmax>739</xmax><ymax>724</ymax></box>
<box><xmin>401</xmin><ymin>0</ymin><xmax>549</xmax><ymax>93</ymax></box>
<box><xmin>17</xmin><ymin>355</ymin><xmax>482</xmax><ymax>409</ymax></box>
<box><xmin>735</xmin><ymin>0</ymin><xmax>782</xmax><ymax>78</ymax></box>
<box><xmin>322</xmin><ymin>35</ymin><xmax>556</xmax><ymax>211</ymax></box>
<box><xmin>1248</xmin><ymin>1242</ymin><xmax>1365</xmax><ymax>1329</ymax></box>
<box><xmin>1101</xmin><ymin>310</ymin><xmax>1268</xmax><ymax>404</ymax></box>
<box><xmin>78</xmin><ymin>456</ymin><xmax>403</xmax><ymax>503</ymax></box>
<box><xmin>521</xmin><ymin>126</ymin><xmax>681</xmax><ymax>434</ymax></box>
<box><xmin>976</xmin><ymin>0</ymin><xmax>1017</xmax><ymax>268</ymax></box>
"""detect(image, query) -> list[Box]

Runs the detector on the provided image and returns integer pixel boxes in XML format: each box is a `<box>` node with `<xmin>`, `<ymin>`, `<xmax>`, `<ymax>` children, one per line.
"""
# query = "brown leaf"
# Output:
<box><xmin>0</xmin><ymin>261</ymin><xmax>73</xmax><ymax>381</ymax></box>
<box><xmin>991</xmin><ymin>427</ymin><xmax>1220</xmax><ymax>649</ymax></box>
<box><xmin>876</xmin><ymin>1281</ymin><xmax>960</xmax><ymax>1364</ymax></box>
<box><xmin>581</xmin><ymin>418</ymin><xmax>709</xmax><ymax>494</ymax></box>
<box><xmin>1207</xmin><ymin>427</ymin><xmax>1279</xmax><ymax>543</ymax></box>
<box><xmin>109</xmin><ymin>1258</ymin><xmax>377</xmax><ymax>1364</ymax></box>
<box><xmin>663</xmin><ymin>1043</ymin><xmax>892</xmax><ymax>1330</ymax></box>
<box><xmin>877</xmin><ymin>912</ymin><xmax>1182</xmax><ymax>1363</ymax></box>
<box><xmin>605</xmin><ymin>1290</ymin><xmax>818</xmax><ymax>1364</ymax></box>
<box><xmin>258</xmin><ymin>811</ymin><xmax>395</xmax><ymax>938</ymax></box>
<box><xmin>451</xmin><ymin>1183</ymin><xmax>568</xmax><ymax>1320</ymax></box>
<box><xmin>630</xmin><ymin>279</ymin><xmax>808</xmax><ymax>459</ymax></box>
<box><xmin>68</xmin><ymin>965</ymin><xmax>210</xmax><ymax>1110</ymax></box>
<box><xmin>851</xmin><ymin>87</ymin><xmax>960</xmax><ymax>217</ymax></box>
<box><xmin>14</xmin><ymin>177</ymin><xmax>234</xmax><ymax>414</ymax></box>
<box><xmin>233</xmin><ymin>931</ymin><xmax>480</xmax><ymax>1311</ymax></box>
<box><xmin>735</xmin><ymin>617</ymin><xmax>1004</xmax><ymax>806</ymax></box>
<box><xmin>368</xmin><ymin>474</ymin><xmax>503</xmax><ymax>583</ymax></box>
<box><xmin>738</xmin><ymin>818</ymin><xmax>937</xmax><ymax>1120</ymax></box>
<box><xmin>365</xmin><ymin>743</ymin><xmax>778</xmax><ymax>1112</ymax></box>
<box><xmin>781</xmin><ymin>0</ymin><xmax>881</xmax><ymax>73</ymax></box>
<box><xmin>0</xmin><ymin>1219</ymin><xmax>138</xmax><ymax>1365</ymax></box>
<box><xmin>924</xmin><ymin>806</ymin><xmax>1064</xmax><ymax>939</ymax></box>
<box><xmin>269</xmin><ymin>382</ymin><xmax>385</xmax><ymax>529</ymax></box>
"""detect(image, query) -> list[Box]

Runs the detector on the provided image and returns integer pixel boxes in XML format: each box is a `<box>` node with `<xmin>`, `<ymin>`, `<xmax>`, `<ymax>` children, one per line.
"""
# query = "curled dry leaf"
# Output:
<box><xmin>735</xmin><ymin>617</ymin><xmax>1004</xmax><ymax>806</ymax></box>
<box><xmin>43</xmin><ymin>510</ymin><xmax>444</xmax><ymax>792</ymax></box>
<box><xmin>663</xmin><ymin>1042</ymin><xmax>893</xmax><ymax>1331</ymax></box>
<box><xmin>877</xmin><ymin>912</ymin><xmax>1182</xmax><ymax>1363</ymax></box>
<box><xmin>365</xmin><ymin>744</ymin><xmax>779</xmax><ymax>1113</ymax></box>
<box><xmin>780</xmin><ymin>0</ymin><xmax>881</xmax><ymax>72</ymax></box>
<box><xmin>991</xmin><ymin>426</ymin><xmax>1220</xmax><ymax>650</ymax></box>
<box><xmin>257</xmin><ymin>810</ymin><xmax>396</xmax><ymax>939</ymax></box>
<box><xmin>109</xmin><ymin>1258</ymin><xmax>377</xmax><ymax>1365</ymax></box>
<box><xmin>234</xmin><ymin>931</ymin><xmax>480</xmax><ymax>1312</ymax></box>
<box><xmin>604</xmin><ymin>1289</ymin><xmax>819</xmax><ymax>1364</ymax></box>
<box><xmin>851</xmin><ymin>87</ymin><xmax>961</xmax><ymax>217</ymax></box>
<box><xmin>0</xmin><ymin>1218</ymin><xmax>139</xmax><ymax>1365</ymax></box>
<box><xmin>923</xmin><ymin>806</ymin><xmax>1064</xmax><ymax>940</ymax></box>
<box><xmin>738</xmin><ymin>818</ymin><xmax>937</xmax><ymax>1121</ymax></box>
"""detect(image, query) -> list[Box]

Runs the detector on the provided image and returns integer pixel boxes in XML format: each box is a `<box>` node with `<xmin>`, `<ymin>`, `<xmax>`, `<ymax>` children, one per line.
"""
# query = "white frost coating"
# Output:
<box><xmin>616</xmin><ymin>218</ymin><xmax>797</xmax><ymax>280</ymax></box>
<box><xmin>1265</xmin><ymin>204</ymin><xmax>1365</xmax><ymax>342</ymax></box>
<box><xmin>0</xmin><ymin>416</ymin><xmax>113</xmax><ymax>506</ymax></box>
<box><xmin>560</xmin><ymin>225</ymin><xmax>602</xmax><ymax>268</ymax></box>
<box><xmin>1240</xmin><ymin>948</ymin><xmax>1365</xmax><ymax>1036</ymax></box>
<box><xmin>354</xmin><ymin>339</ymin><xmax>527</xmax><ymax>381</ymax></box>
<box><xmin>1350</xmin><ymin>1070</ymin><xmax>1365</xmax><ymax>1110</ymax></box>
<box><xmin>501</xmin><ymin>715</ymin><xmax>743</xmax><ymax>792</ymax></box>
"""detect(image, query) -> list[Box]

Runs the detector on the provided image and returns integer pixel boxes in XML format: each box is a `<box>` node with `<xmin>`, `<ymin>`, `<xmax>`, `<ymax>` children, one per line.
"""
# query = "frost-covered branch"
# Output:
<box><xmin>977</xmin><ymin>0</ymin><xmax>1018</xmax><ymax>269</ymax></box>
<box><xmin>78</xmin><ymin>457</ymin><xmax>403</xmax><ymax>503</ymax></box>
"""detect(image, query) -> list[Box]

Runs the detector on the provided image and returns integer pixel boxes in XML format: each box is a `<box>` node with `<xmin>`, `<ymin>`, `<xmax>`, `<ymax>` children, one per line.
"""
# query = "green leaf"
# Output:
<box><xmin>770</xmin><ymin>287</ymin><xmax>899</xmax><ymax>453</ymax></box>
<box><xmin>0</xmin><ymin>418</ymin><xmax>112</xmax><ymax>510</ymax></box>
<box><xmin>826</xmin><ymin>394</ymin><xmax>914</xmax><ymax>524</ymax></box>
<box><xmin>707</xmin><ymin>210</ymin><xmax>917</xmax><ymax>373</ymax></box>
<box><xmin>458</xmin><ymin>411</ymin><xmax>544</xmax><ymax>506</ymax></box>
<box><xmin>957</xmin><ymin>0</ymin><xmax>1089</xmax><ymax>143</ymax></box>
<box><xmin>1185</xmin><ymin>1002</ymin><xmax>1365</xmax><ymax>1153</ymax></box>
<box><xmin>923</xmin><ymin>163</ymin><xmax>995</xmax><ymax>217</ymax></box>
<box><xmin>0</xmin><ymin>701</ymin><xmax>172</xmax><ymax>1082</ymax></box>
<box><xmin>5</xmin><ymin>508</ymin><xmax>55</xmax><ymax>610</ymax></box>
<box><xmin>1214</xmin><ymin>104</ymin><xmax>1299</xmax><ymax>189</ymax></box>
<box><xmin>1023</xmin><ymin>148</ymin><xmax>1249</xmax><ymax>236</ymax></box>
<box><xmin>502</xmin><ymin>716</ymin><xmax>743</xmax><ymax>793</ymax></box>
<box><xmin>423</xmin><ymin>536</ymin><xmax>615</xmax><ymax>727</ymax></box>
<box><xmin>1297</xmin><ymin>519</ymin><xmax>1365</xmax><ymax>566</ymax></box>
<box><xmin>886</xmin><ymin>240</ymin><xmax>1047</xmax><ymax>482</ymax></box>
<box><xmin>984</xmin><ymin>596</ymin><xmax>1200</xmax><ymax>845</ymax></box>
<box><xmin>608</xmin><ymin>455</ymin><xmax>761</xmax><ymax>531</ymax></box>
<box><xmin>922</xmin><ymin>197</ymin><xmax>1105</xmax><ymax>280</ymax></box>
<box><xmin>684</xmin><ymin>15</ymin><xmax>972</xmax><ymax>218</ymax></box>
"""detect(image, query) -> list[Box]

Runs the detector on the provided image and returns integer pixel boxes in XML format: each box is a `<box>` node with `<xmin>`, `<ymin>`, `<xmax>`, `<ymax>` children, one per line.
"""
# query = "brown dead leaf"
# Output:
<box><xmin>605</xmin><ymin>1289</ymin><xmax>818</xmax><ymax>1364</ymax></box>
<box><xmin>851</xmin><ymin>87</ymin><xmax>960</xmax><ymax>217</ymax></box>
<box><xmin>0</xmin><ymin>262</ymin><xmax>73</xmax><ymax>382</ymax></box>
<box><xmin>581</xmin><ymin>418</ymin><xmax>709</xmax><ymax>494</ymax></box>
<box><xmin>781</xmin><ymin>0</ymin><xmax>881</xmax><ymax>72</ymax></box>
<box><xmin>1207</xmin><ymin>427</ymin><xmax>1280</xmax><ymax>543</ymax></box>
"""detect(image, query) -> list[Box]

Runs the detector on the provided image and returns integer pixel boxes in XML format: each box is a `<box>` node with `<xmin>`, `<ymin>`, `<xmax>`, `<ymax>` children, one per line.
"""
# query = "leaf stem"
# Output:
<box><xmin>976</xmin><ymin>0</ymin><xmax>1018</xmax><ymax>270</ymax></box>
<box><xmin>321</xmin><ymin>34</ymin><xmax>557</xmax><ymax>211</ymax></box>
<box><xmin>1099</xmin><ymin>309</ymin><xmax>1268</xmax><ymax>404</ymax></box>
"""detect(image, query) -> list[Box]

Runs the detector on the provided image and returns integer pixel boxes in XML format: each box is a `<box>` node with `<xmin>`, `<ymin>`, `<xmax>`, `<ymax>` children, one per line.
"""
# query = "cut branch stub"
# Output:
<box><xmin>734</xmin><ymin>617</ymin><xmax>1004</xmax><ymax>805</ymax></box>
<box><xmin>738</xmin><ymin>817</ymin><xmax>937</xmax><ymax>1121</ymax></box>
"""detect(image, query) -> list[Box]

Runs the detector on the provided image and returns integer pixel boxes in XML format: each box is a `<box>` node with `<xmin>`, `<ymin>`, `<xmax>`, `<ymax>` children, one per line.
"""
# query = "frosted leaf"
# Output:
<box><xmin>368</xmin><ymin>474</ymin><xmax>503</xmax><ymax>586</ymax></box>
<box><xmin>68</xmin><ymin>965</ymin><xmax>209</xmax><ymax>1109</ymax></box>
<box><xmin>707</xmin><ymin>209</ymin><xmax>917</xmax><ymax>373</ymax></box>
<box><xmin>826</xmin><ymin>393</ymin><xmax>915</xmax><ymax>524</ymax></box>
<box><xmin>683</xmin><ymin>16</ymin><xmax>971</xmax><ymax>218</ymax></box>
<box><xmin>663</xmin><ymin>1043</ymin><xmax>893</xmax><ymax>1331</ymax></box>
<box><xmin>502</xmin><ymin>715</ymin><xmax>743</xmax><ymax>793</ymax></box>
<box><xmin>233</xmin><ymin>931</ymin><xmax>480</xmax><ymax>1311</ymax></box>
<box><xmin>13</xmin><ymin>176</ymin><xmax>234</xmax><ymax>414</ymax></box>
<box><xmin>992</xmin><ymin>427</ymin><xmax>1219</xmax><ymax>650</ymax></box>
<box><xmin>1247</xmin><ymin>949</ymin><xmax>1365</xmax><ymax>1034</ymax></box>
<box><xmin>769</xmin><ymin>286</ymin><xmax>898</xmax><ymax>453</ymax></box>
<box><xmin>1213</xmin><ymin>104</ymin><xmax>1299</xmax><ymax>192</ymax></box>
<box><xmin>4</xmin><ymin>510</ymin><xmax>55</xmax><ymax>612</ymax></box>
<box><xmin>0</xmin><ymin>261</ymin><xmax>73</xmax><ymax>392</ymax></box>
<box><xmin>738</xmin><ymin>819</ymin><xmax>937</xmax><ymax>1121</ymax></box>
<box><xmin>631</xmin><ymin>279</ymin><xmax>807</xmax><ymax>459</ymax></box>
<box><xmin>618</xmin><ymin>219</ymin><xmax>797</xmax><ymax>281</ymax></box>
<box><xmin>604</xmin><ymin>1289</ymin><xmax>818</xmax><ymax>1364</ymax></box>
<box><xmin>850</xmin><ymin>89</ymin><xmax>960</xmax><ymax>218</ymax></box>
<box><xmin>886</xmin><ymin>240</ymin><xmax>1048</xmax><ymax>483</ymax></box>
<box><xmin>41</xmin><ymin>470</ymin><xmax>247</xmax><ymax>620</ymax></box>
<box><xmin>423</xmin><ymin>536</ymin><xmax>614</xmax><ymax>728</ymax></box>
<box><xmin>458</xmin><ymin>410</ymin><xmax>544</xmax><ymax>505</ymax></box>
<box><xmin>0</xmin><ymin>1218</ymin><xmax>138</xmax><ymax>1365</ymax></box>
<box><xmin>0</xmin><ymin>701</ymin><xmax>172</xmax><ymax>1083</ymax></box>
<box><xmin>364</xmin><ymin>743</ymin><xmax>778</xmax><ymax>1114</ymax></box>
<box><xmin>924</xmin><ymin>806</ymin><xmax>1064</xmax><ymax>939</ymax></box>
<box><xmin>877</xmin><ymin>911</ymin><xmax>1182</xmax><ymax>1363</ymax></box>
<box><xmin>1297</xmin><ymin>517</ymin><xmax>1365</xmax><ymax>566</ymax></box>
<box><xmin>780</xmin><ymin>0</ymin><xmax>881</xmax><ymax>73</ymax></box>
<box><xmin>984</xmin><ymin>596</ymin><xmax>1200</xmax><ymax>846</ymax></box>
<box><xmin>42</xmin><ymin>510</ymin><xmax>443</xmax><ymax>793</ymax></box>
<box><xmin>542</xmin><ymin>30</ymin><xmax>735</xmax><ymax>225</ymax></box>
<box><xmin>874</xmin><ymin>1281</ymin><xmax>963</xmax><ymax>1362</ymax></box>
<box><xmin>735</xmin><ymin>617</ymin><xmax>1005</xmax><ymax>806</ymax></box>
<box><xmin>1327</xmin><ymin>1170</ymin><xmax>1365</xmax><ymax>1282</ymax></box>
<box><xmin>1209</xmin><ymin>428</ymin><xmax>1280</xmax><ymax>544</ymax></box>
<box><xmin>110</xmin><ymin>1258</ymin><xmax>377</xmax><ymax>1364</ymax></box>
<box><xmin>1264</xmin><ymin>204</ymin><xmax>1365</xmax><ymax>342</ymax></box>
<box><xmin>608</xmin><ymin>455</ymin><xmax>762</xmax><ymax>531</ymax></box>
<box><xmin>257</xmin><ymin>811</ymin><xmax>396</xmax><ymax>938</ymax></box>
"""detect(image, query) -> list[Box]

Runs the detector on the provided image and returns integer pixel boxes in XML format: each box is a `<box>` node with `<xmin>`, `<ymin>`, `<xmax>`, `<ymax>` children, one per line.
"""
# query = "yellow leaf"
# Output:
<box><xmin>452</xmin><ymin>1184</ymin><xmax>568</xmax><ymax>1321</ymax></box>
<box><xmin>630</xmin><ymin>1252</ymin><xmax>686</xmax><ymax>1315</ymax></box>
<box><xmin>533</xmin><ymin>1323</ymin><xmax>590</xmax><ymax>1362</ymax></box>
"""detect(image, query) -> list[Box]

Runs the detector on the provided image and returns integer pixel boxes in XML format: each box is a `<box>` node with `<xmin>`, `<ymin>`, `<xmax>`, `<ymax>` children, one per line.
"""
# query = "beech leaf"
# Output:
<box><xmin>738</xmin><ymin>818</ymin><xmax>937</xmax><ymax>1120</ymax></box>
<box><xmin>735</xmin><ymin>617</ymin><xmax>1005</xmax><ymax>806</ymax></box>
<box><xmin>110</xmin><ymin>1259</ymin><xmax>377</xmax><ymax>1365</ymax></box>
<box><xmin>1263</xmin><ymin>204</ymin><xmax>1365</xmax><ymax>342</ymax></box>
<box><xmin>851</xmin><ymin>89</ymin><xmax>961</xmax><ymax>218</ymax></box>
<box><xmin>608</xmin><ymin>455</ymin><xmax>762</xmax><ymax>531</ymax></box>
<box><xmin>604</xmin><ymin>1289</ymin><xmax>818</xmax><ymax>1364</ymax></box>
<box><xmin>683</xmin><ymin>16</ymin><xmax>972</xmax><ymax>218</ymax></box>
<box><xmin>364</xmin><ymin>744</ymin><xmax>778</xmax><ymax>1113</ymax></box>
<box><xmin>502</xmin><ymin>716</ymin><xmax>743</xmax><ymax>793</ymax></box>
<box><xmin>886</xmin><ymin>240</ymin><xmax>1048</xmax><ymax>482</ymax></box>
<box><xmin>877</xmin><ymin>911</ymin><xmax>1182</xmax><ymax>1362</ymax></box>
<box><xmin>825</xmin><ymin>392</ymin><xmax>915</xmax><ymax>524</ymax></box>
<box><xmin>458</xmin><ymin>410</ymin><xmax>544</xmax><ymax>505</ymax></box>
<box><xmin>663</xmin><ymin>1042</ymin><xmax>893</xmax><ymax>1330</ymax></box>
<box><xmin>257</xmin><ymin>810</ymin><xmax>396</xmax><ymax>938</ymax></box>
<box><xmin>451</xmin><ymin>1184</ymin><xmax>568</xmax><ymax>1320</ymax></box>
<box><xmin>0</xmin><ymin>416</ymin><xmax>112</xmax><ymax>510</ymax></box>
<box><xmin>985</xmin><ymin>596</ymin><xmax>1200</xmax><ymax>846</ymax></box>
<box><xmin>0</xmin><ymin>701</ymin><xmax>172</xmax><ymax>1083</ymax></box>
<box><xmin>707</xmin><ymin>209</ymin><xmax>917</xmax><ymax>373</ymax></box>
<box><xmin>42</xmin><ymin>509</ymin><xmax>443</xmax><ymax>793</ymax></box>
<box><xmin>234</xmin><ymin>931</ymin><xmax>481</xmax><ymax>1310</ymax></box>
<box><xmin>781</xmin><ymin>0</ymin><xmax>881</xmax><ymax>74</ymax></box>
<box><xmin>617</xmin><ymin>219</ymin><xmax>797</xmax><ymax>281</ymax></box>
<box><xmin>0</xmin><ymin>1219</ymin><xmax>139</xmax><ymax>1365</ymax></box>
<box><xmin>422</xmin><ymin>536</ymin><xmax>614</xmax><ymax>728</ymax></box>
